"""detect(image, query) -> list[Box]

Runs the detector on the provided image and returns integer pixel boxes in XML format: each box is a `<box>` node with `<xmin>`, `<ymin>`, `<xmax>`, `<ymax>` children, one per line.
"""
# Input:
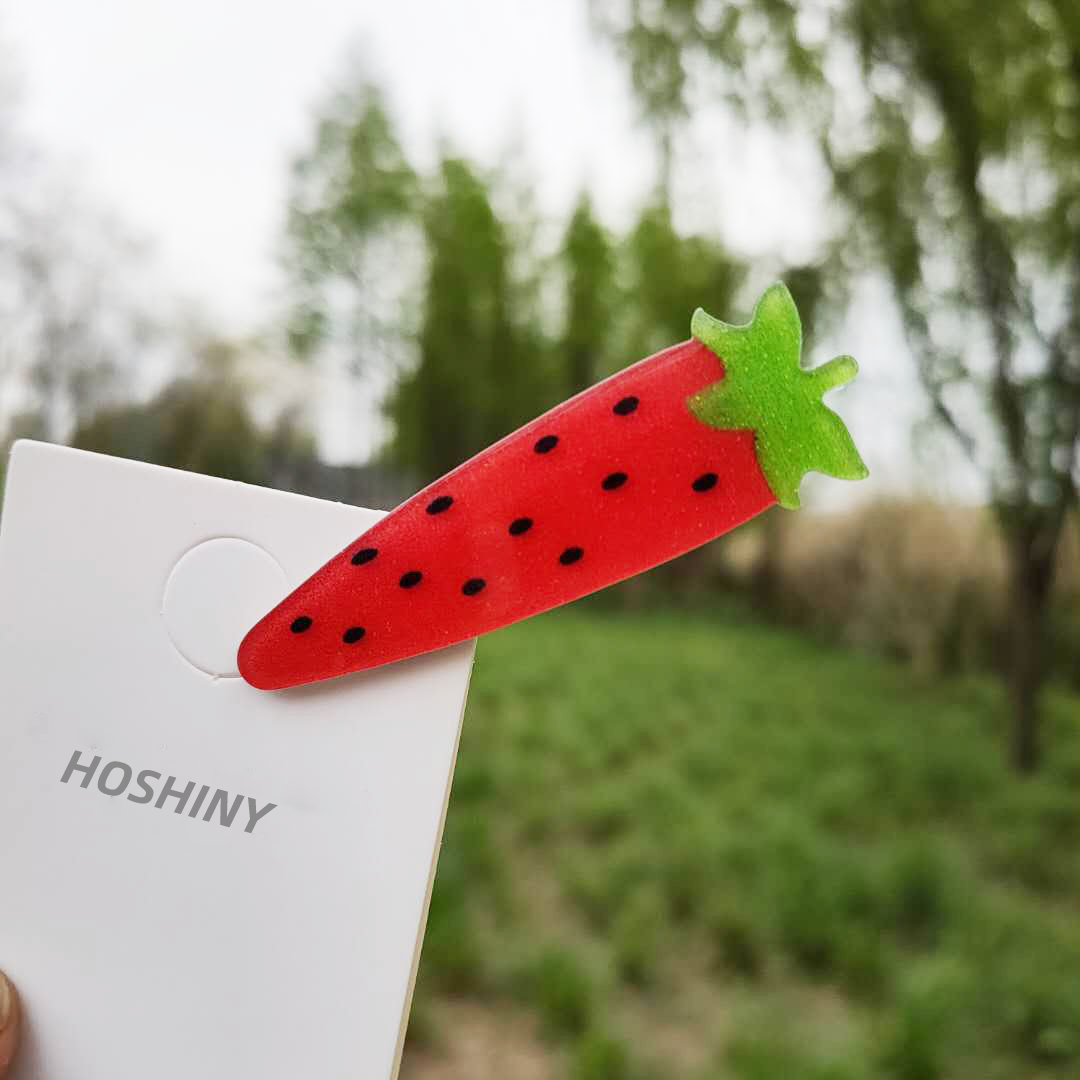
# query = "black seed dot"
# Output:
<box><xmin>342</xmin><ymin>626</ymin><xmax>366</xmax><ymax>644</ymax></box>
<box><xmin>509</xmin><ymin>517</ymin><xmax>533</xmax><ymax>535</ymax></box>
<box><xmin>399</xmin><ymin>570</ymin><xmax>423</xmax><ymax>588</ymax></box>
<box><xmin>290</xmin><ymin>616</ymin><xmax>312</xmax><ymax>634</ymax></box>
<box><xmin>351</xmin><ymin>546</ymin><xmax>378</xmax><ymax>565</ymax></box>
<box><xmin>462</xmin><ymin>578</ymin><xmax>486</xmax><ymax>596</ymax></box>
<box><xmin>692</xmin><ymin>472</ymin><xmax>719</xmax><ymax>492</ymax></box>
<box><xmin>601</xmin><ymin>471</ymin><xmax>628</xmax><ymax>490</ymax></box>
<box><xmin>613</xmin><ymin>395</ymin><xmax>639</xmax><ymax>416</ymax></box>
<box><xmin>559</xmin><ymin>546</ymin><xmax>584</xmax><ymax>565</ymax></box>
<box><xmin>534</xmin><ymin>434</ymin><xmax>559</xmax><ymax>453</ymax></box>
<box><xmin>426</xmin><ymin>495</ymin><xmax>454</xmax><ymax>514</ymax></box>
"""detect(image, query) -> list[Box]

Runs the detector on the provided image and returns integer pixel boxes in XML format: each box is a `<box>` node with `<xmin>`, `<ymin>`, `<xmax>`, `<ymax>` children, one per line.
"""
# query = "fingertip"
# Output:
<box><xmin>0</xmin><ymin>970</ymin><xmax>20</xmax><ymax>1078</ymax></box>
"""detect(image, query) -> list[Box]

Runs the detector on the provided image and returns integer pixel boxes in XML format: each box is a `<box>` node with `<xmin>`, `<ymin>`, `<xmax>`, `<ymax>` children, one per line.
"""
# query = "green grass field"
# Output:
<box><xmin>402</xmin><ymin>606</ymin><xmax>1080</xmax><ymax>1080</ymax></box>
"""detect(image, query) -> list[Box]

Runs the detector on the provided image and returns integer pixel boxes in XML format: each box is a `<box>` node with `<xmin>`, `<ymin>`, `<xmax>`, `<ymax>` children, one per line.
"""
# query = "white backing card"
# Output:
<box><xmin>0</xmin><ymin>441</ymin><xmax>476</xmax><ymax>1080</ymax></box>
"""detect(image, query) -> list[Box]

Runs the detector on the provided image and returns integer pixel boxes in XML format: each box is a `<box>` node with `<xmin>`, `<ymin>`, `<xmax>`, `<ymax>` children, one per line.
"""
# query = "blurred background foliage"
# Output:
<box><xmin>592</xmin><ymin>0</ymin><xmax>1080</xmax><ymax>775</ymax></box>
<box><xmin>1</xmin><ymin>2</ymin><xmax>1079</xmax><ymax>1076</ymax></box>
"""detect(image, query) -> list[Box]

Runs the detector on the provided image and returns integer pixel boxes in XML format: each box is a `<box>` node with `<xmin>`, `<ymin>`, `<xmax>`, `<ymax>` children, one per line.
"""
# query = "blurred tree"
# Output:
<box><xmin>71</xmin><ymin>341</ymin><xmax>316</xmax><ymax>485</ymax></box>
<box><xmin>0</xmin><ymin>50</ymin><xmax>180</xmax><ymax>508</ymax></box>
<box><xmin>594</xmin><ymin>0</ymin><xmax>1080</xmax><ymax>771</ymax></box>
<box><xmin>285</xmin><ymin>76</ymin><xmax>557</xmax><ymax>482</ymax></box>
<box><xmin>618</xmin><ymin>196</ymin><xmax>746</xmax><ymax>597</ymax></box>
<box><xmin>284</xmin><ymin>76</ymin><xmax>417</xmax><ymax>365</ymax></box>
<box><xmin>0</xmin><ymin>153</ymin><xmax>159</xmax><ymax>444</ymax></box>
<box><xmin>622</xmin><ymin>199</ymin><xmax>744</xmax><ymax>363</ymax></box>
<box><xmin>559</xmin><ymin>193</ymin><xmax>616</xmax><ymax>395</ymax></box>
<box><xmin>386</xmin><ymin>157</ymin><xmax>554</xmax><ymax>481</ymax></box>
<box><xmin>262</xmin><ymin>405</ymin><xmax>321</xmax><ymax>485</ymax></box>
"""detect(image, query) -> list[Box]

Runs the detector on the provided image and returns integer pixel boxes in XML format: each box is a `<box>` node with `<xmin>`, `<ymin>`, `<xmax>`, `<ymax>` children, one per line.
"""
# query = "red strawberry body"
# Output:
<box><xmin>240</xmin><ymin>341</ymin><xmax>767</xmax><ymax>689</ymax></box>
<box><xmin>239</xmin><ymin>285</ymin><xmax>866</xmax><ymax>690</ymax></box>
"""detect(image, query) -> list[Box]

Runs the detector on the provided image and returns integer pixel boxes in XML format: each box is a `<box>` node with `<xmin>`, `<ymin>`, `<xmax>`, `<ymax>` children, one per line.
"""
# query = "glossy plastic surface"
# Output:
<box><xmin>239</xmin><ymin>338</ymin><xmax>775</xmax><ymax>689</ymax></box>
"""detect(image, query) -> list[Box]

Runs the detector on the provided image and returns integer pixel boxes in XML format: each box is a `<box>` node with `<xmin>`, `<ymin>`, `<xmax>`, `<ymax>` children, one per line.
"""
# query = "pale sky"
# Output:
<box><xmin>6</xmin><ymin>0</ymin><xmax>660</xmax><ymax>330</ymax></box>
<box><xmin>4</xmin><ymin>0</ymin><xmax>945</xmax><ymax>502</ymax></box>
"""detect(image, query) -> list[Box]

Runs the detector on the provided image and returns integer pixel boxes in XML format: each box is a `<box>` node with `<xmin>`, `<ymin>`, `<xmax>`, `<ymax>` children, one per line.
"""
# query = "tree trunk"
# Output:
<box><xmin>751</xmin><ymin>508</ymin><xmax>785</xmax><ymax>613</ymax></box>
<box><xmin>1004</xmin><ymin>525</ymin><xmax>1057</xmax><ymax>773</ymax></box>
<box><xmin>569</xmin><ymin>344</ymin><xmax>593</xmax><ymax>398</ymax></box>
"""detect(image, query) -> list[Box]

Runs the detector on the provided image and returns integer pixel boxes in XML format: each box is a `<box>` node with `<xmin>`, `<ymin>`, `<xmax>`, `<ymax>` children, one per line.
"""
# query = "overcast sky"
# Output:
<box><xmin>5</xmin><ymin>0</ymin><xmax>944</xmax><ymax>502</ymax></box>
<box><xmin>7</xmin><ymin>0</ymin><xmax>661</xmax><ymax>329</ymax></box>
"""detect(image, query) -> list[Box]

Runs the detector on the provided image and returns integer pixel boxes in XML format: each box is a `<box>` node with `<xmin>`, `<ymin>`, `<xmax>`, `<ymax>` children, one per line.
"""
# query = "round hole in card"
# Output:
<box><xmin>163</xmin><ymin>537</ymin><xmax>289</xmax><ymax>678</ymax></box>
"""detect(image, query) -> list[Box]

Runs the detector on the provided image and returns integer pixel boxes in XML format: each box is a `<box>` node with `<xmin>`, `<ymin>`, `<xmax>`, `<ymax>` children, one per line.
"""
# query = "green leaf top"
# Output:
<box><xmin>688</xmin><ymin>282</ymin><xmax>868</xmax><ymax>509</ymax></box>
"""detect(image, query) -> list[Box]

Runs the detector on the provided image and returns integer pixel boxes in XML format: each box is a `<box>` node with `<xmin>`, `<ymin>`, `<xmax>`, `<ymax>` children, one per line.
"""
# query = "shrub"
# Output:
<box><xmin>661</xmin><ymin>835</ymin><xmax>716</xmax><ymax>922</ymax></box>
<box><xmin>982</xmin><ymin>822</ymin><xmax>1073</xmax><ymax>895</ymax></box>
<box><xmin>450</xmin><ymin>756</ymin><xmax>497</xmax><ymax>804</ymax></box>
<box><xmin>765</xmin><ymin>836</ymin><xmax>846</xmax><ymax>976</ymax></box>
<box><xmin>735</xmin><ymin>499</ymin><xmax>1080</xmax><ymax>685</ymax></box>
<box><xmin>836</xmin><ymin>928</ymin><xmax>890</xmax><ymax>1001</ymax></box>
<box><xmin>402</xmin><ymin>991</ymin><xmax>440</xmax><ymax>1050</ymax></box>
<box><xmin>883</xmin><ymin>841</ymin><xmax>951</xmax><ymax>944</ymax></box>
<box><xmin>421</xmin><ymin>883</ymin><xmax>485</xmax><ymax>993</ymax></box>
<box><xmin>1006</xmin><ymin>976</ymin><xmax>1080</xmax><ymax>1063</ymax></box>
<box><xmin>612</xmin><ymin>889</ymin><xmax>664</xmax><ymax>987</ymax></box>
<box><xmin>577</xmin><ymin>782</ymin><xmax>635</xmax><ymax>844</ymax></box>
<box><xmin>563</xmin><ymin>839</ymin><xmax>659</xmax><ymax>931</ymax></box>
<box><xmin>877</xmin><ymin>992</ymin><xmax>948</xmax><ymax>1080</ymax></box>
<box><xmin>972</xmin><ymin>936</ymin><xmax>1080</xmax><ymax>1064</ymax></box>
<box><xmin>422</xmin><ymin>821</ymin><xmax>488</xmax><ymax>992</ymax></box>
<box><xmin>726</xmin><ymin>1030</ymin><xmax>864</xmax><ymax>1080</ymax></box>
<box><xmin>572</xmin><ymin>1030</ymin><xmax>632</xmax><ymax>1080</ymax></box>
<box><xmin>529</xmin><ymin>945</ymin><xmax>595</xmax><ymax>1040</ymax></box>
<box><xmin>706</xmin><ymin>903</ymin><xmax>764</xmax><ymax>979</ymax></box>
<box><xmin>982</xmin><ymin>781</ymin><xmax>1080</xmax><ymax>895</ymax></box>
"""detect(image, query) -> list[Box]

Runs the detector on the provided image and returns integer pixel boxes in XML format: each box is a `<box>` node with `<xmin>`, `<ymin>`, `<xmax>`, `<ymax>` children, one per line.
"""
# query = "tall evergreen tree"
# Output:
<box><xmin>560</xmin><ymin>194</ymin><xmax>615</xmax><ymax>394</ymax></box>
<box><xmin>622</xmin><ymin>199</ymin><xmax>744</xmax><ymax>361</ymax></box>
<box><xmin>284</xmin><ymin>78</ymin><xmax>417</xmax><ymax>364</ymax></box>
<box><xmin>386</xmin><ymin>158</ymin><xmax>551</xmax><ymax>481</ymax></box>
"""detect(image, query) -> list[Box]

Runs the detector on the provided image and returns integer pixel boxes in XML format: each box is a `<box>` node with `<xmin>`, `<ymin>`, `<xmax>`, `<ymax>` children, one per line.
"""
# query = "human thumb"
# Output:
<box><xmin>0</xmin><ymin>971</ymin><xmax>19</xmax><ymax>1079</ymax></box>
